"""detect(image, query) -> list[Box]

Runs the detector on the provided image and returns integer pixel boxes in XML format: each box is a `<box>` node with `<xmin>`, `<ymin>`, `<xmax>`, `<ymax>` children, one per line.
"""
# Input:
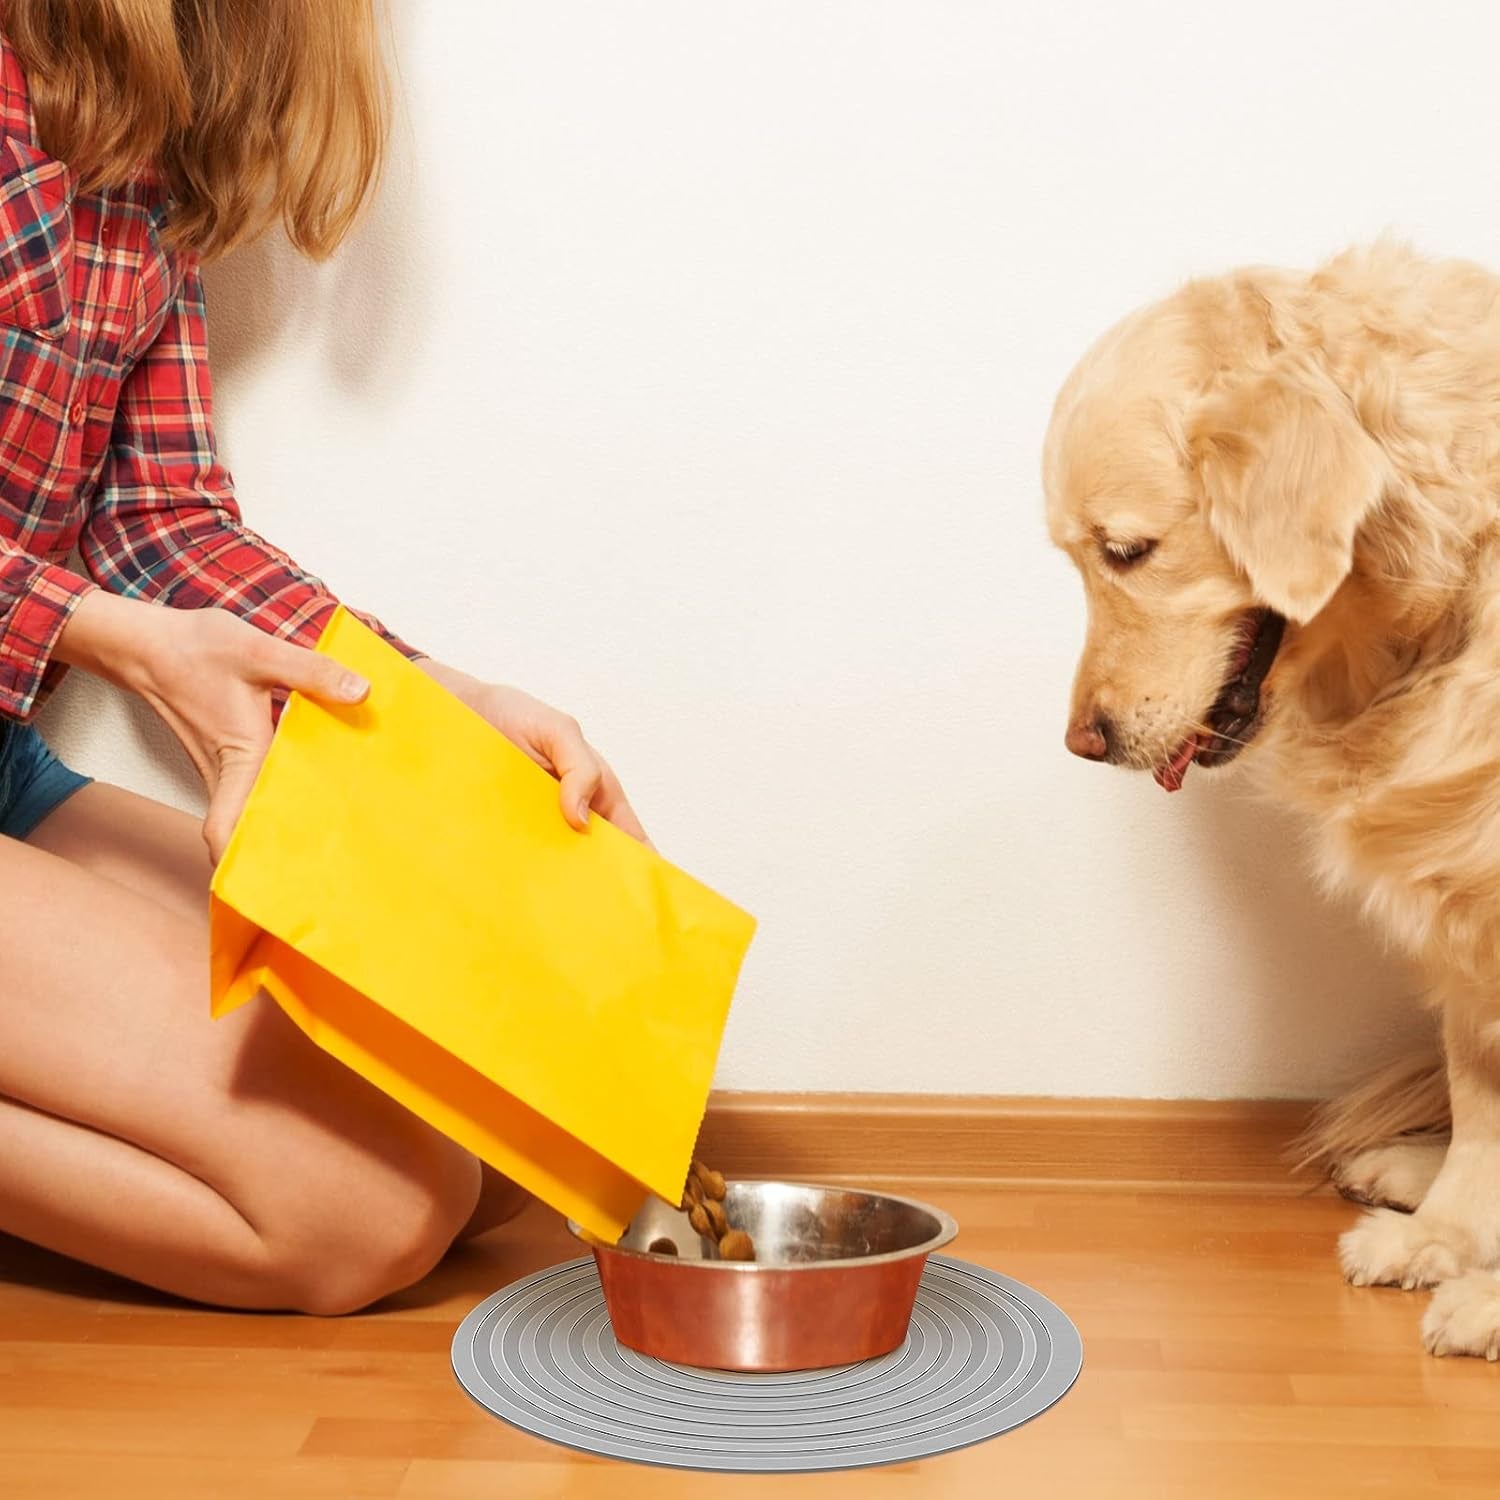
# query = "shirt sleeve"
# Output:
<box><xmin>81</xmin><ymin>254</ymin><xmax>421</xmax><ymax>660</ymax></box>
<box><xmin>0</xmin><ymin>542</ymin><xmax>95</xmax><ymax>720</ymax></box>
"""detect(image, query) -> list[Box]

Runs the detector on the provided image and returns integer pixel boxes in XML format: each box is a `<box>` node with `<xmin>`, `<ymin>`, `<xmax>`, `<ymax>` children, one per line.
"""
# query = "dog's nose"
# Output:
<box><xmin>1065</xmin><ymin>715</ymin><xmax>1112</xmax><ymax>762</ymax></box>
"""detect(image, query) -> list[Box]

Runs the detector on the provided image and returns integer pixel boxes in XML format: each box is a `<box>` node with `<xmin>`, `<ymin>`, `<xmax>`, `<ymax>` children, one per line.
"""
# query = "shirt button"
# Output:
<box><xmin>100</xmin><ymin>222</ymin><xmax>113</xmax><ymax>246</ymax></box>
<box><xmin>70</xmin><ymin>402</ymin><xmax>86</xmax><ymax>425</ymax></box>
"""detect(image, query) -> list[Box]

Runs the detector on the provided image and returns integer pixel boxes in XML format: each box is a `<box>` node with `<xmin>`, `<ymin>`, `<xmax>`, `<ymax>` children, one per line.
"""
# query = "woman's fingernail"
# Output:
<box><xmin>577</xmin><ymin>804</ymin><xmax>592</xmax><ymax>827</ymax></box>
<box><xmin>342</xmin><ymin>672</ymin><xmax>369</xmax><ymax>699</ymax></box>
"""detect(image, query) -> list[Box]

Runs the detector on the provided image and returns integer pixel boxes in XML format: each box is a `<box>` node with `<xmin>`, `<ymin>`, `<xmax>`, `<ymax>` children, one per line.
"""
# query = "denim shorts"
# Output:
<box><xmin>0</xmin><ymin>718</ymin><xmax>91</xmax><ymax>840</ymax></box>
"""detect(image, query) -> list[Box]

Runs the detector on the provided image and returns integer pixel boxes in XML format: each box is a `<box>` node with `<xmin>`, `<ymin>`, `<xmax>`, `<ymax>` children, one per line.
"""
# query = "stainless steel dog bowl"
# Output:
<box><xmin>568</xmin><ymin>1181</ymin><xmax>959</xmax><ymax>1372</ymax></box>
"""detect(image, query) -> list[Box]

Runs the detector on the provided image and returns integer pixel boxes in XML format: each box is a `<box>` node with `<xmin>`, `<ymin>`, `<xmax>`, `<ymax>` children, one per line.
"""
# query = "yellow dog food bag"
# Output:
<box><xmin>209</xmin><ymin>608</ymin><xmax>756</xmax><ymax>1243</ymax></box>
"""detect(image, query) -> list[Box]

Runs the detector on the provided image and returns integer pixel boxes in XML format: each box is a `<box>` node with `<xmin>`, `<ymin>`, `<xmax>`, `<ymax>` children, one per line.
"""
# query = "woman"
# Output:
<box><xmin>0</xmin><ymin>2</ymin><xmax>646</xmax><ymax>1313</ymax></box>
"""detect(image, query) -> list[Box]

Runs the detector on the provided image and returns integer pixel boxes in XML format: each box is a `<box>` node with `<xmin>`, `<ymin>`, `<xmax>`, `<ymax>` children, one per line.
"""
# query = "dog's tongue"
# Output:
<box><xmin>1153</xmin><ymin>735</ymin><xmax>1199</xmax><ymax>793</ymax></box>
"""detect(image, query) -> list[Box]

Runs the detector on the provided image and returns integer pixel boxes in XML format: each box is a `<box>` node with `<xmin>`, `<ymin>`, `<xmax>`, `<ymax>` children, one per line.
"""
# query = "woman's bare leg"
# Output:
<box><xmin>28</xmin><ymin>782</ymin><xmax>211</xmax><ymax>925</ymax></box>
<box><xmin>462</xmin><ymin>1165</ymin><xmax>535</xmax><ymax>1239</ymax></box>
<box><xmin>0</xmin><ymin>785</ymin><xmax>504</xmax><ymax>1311</ymax></box>
<box><xmin>30</xmin><ymin>783</ymin><xmax>533</xmax><ymax>1248</ymax></box>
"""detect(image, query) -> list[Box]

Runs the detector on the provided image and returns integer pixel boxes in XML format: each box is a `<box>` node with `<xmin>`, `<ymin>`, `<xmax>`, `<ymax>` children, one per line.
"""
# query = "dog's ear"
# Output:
<box><xmin>1187</xmin><ymin>362</ymin><xmax>1388</xmax><ymax>624</ymax></box>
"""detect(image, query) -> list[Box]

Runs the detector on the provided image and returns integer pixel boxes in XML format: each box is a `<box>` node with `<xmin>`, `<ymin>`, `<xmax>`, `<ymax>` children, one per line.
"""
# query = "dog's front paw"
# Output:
<box><xmin>1424</xmin><ymin>1271</ymin><xmax>1500</xmax><ymax>1359</ymax></box>
<box><xmin>1332</xmin><ymin>1138</ymin><xmax>1447</xmax><ymax>1212</ymax></box>
<box><xmin>1339</xmin><ymin>1207</ymin><xmax>1470</xmax><ymax>1289</ymax></box>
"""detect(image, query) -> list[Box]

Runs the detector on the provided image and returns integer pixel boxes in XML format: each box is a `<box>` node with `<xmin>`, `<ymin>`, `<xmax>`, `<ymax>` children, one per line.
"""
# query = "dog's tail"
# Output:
<box><xmin>1291</xmin><ymin>1044</ymin><xmax>1450</xmax><ymax>1175</ymax></box>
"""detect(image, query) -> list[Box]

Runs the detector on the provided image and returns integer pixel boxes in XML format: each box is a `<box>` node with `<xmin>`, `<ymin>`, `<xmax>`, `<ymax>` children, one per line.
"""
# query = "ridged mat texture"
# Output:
<box><xmin>451</xmin><ymin>1255</ymin><xmax>1083</xmax><ymax>1473</ymax></box>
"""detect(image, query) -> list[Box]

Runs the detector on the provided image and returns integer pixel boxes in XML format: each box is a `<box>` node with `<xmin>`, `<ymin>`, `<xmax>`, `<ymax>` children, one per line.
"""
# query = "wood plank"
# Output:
<box><xmin>0</xmin><ymin>1405</ymin><xmax>315</xmax><ymax>1458</ymax></box>
<box><xmin>696</xmin><ymin>1092</ymin><xmax>1319</xmax><ymax>1189</ymax></box>
<box><xmin>1124</xmin><ymin>1402</ymin><xmax>1500</xmax><ymax>1449</ymax></box>
<box><xmin>6</xmin><ymin>1454</ymin><xmax>408</xmax><ymax>1500</ymax></box>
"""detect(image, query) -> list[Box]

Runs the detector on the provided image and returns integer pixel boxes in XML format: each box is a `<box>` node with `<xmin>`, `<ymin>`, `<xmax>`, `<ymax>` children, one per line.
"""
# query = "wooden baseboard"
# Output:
<box><xmin>695</xmin><ymin>1093</ymin><xmax>1320</xmax><ymax>1193</ymax></box>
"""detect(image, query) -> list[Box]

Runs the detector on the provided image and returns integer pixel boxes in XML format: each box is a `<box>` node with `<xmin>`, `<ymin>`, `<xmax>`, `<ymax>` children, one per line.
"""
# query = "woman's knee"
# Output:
<box><xmin>267</xmin><ymin>1144</ymin><xmax>482</xmax><ymax>1316</ymax></box>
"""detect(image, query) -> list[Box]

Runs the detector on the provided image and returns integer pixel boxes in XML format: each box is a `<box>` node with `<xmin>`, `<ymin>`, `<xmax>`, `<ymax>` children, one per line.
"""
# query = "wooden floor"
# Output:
<box><xmin>3</xmin><ymin>1180</ymin><xmax>1499</xmax><ymax>1498</ymax></box>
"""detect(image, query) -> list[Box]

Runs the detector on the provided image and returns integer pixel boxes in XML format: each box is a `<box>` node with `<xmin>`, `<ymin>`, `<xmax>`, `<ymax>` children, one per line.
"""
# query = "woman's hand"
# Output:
<box><xmin>55</xmin><ymin>593</ymin><xmax>650</xmax><ymax>861</ymax></box>
<box><xmin>416</xmin><ymin>659</ymin><xmax>650</xmax><ymax>845</ymax></box>
<box><xmin>56</xmin><ymin>593</ymin><xmax>368</xmax><ymax>863</ymax></box>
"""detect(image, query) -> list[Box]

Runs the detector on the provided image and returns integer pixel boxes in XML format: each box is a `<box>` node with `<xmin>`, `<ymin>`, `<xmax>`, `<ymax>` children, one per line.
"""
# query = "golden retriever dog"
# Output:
<box><xmin>1044</xmin><ymin>241</ymin><xmax>1500</xmax><ymax>1359</ymax></box>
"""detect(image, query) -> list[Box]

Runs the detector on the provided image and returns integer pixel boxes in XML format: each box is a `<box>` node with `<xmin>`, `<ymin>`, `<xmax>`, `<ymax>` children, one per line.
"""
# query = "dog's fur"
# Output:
<box><xmin>1045</xmin><ymin>242</ymin><xmax>1500</xmax><ymax>1358</ymax></box>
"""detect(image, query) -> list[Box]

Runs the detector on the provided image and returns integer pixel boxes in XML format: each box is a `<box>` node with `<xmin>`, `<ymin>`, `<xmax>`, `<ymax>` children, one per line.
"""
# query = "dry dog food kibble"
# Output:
<box><xmin>692</xmin><ymin>1162</ymin><xmax>727</xmax><ymax>1200</ymax></box>
<box><xmin>702</xmin><ymin>1197</ymin><xmax>729</xmax><ymax>1240</ymax></box>
<box><xmin>650</xmin><ymin>1157</ymin><xmax>757</xmax><ymax>1262</ymax></box>
<box><xmin>717</xmin><ymin>1229</ymin><xmax>755</xmax><ymax>1262</ymax></box>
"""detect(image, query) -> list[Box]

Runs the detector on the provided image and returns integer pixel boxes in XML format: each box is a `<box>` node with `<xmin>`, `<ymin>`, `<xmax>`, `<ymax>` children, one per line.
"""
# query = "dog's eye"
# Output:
<box><xmin>1102</xmin><ymin>538</ymin><xmax>1157</xmax><ymax>570</ymax></box>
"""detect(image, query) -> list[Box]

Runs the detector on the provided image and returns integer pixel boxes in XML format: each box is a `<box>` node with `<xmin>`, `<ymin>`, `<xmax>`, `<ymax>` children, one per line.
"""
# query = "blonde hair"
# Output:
<box><xmin>6</xmin><ymin>0</ymin><xmax>389</xmax><ymax>261</ymax></box>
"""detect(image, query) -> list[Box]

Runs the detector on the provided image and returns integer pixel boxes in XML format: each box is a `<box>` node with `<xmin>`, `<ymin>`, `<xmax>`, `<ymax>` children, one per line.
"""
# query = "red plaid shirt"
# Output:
<box><xmin>0</xmin><ymin>38</ymin><xmax>413</xmax><ymax>721</ymax></box>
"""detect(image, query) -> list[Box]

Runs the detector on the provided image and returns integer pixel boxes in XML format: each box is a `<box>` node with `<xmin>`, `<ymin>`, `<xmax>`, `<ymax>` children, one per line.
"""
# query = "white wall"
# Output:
<box><xmin>51</xmin><ymin>0</ymin><xmax>1484</xmax><ymax>1098</ymax></box>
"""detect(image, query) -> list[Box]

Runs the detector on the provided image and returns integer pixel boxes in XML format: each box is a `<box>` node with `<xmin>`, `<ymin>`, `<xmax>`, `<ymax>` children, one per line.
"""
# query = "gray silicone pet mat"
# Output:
<box><xmin>450</xmin><ymin>1254</ymin><xmax>1083</xmax><ymax>1473</ymax></box>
